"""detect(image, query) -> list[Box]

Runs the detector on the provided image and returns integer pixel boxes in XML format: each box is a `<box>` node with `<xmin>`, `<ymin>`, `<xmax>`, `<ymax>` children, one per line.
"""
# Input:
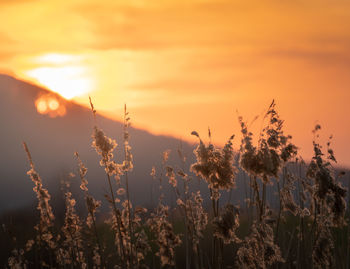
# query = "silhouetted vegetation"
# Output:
<box><xmin>2</xmin><ymin>101</ymin><xmax>349</xmax><ymax>268</ymax></box>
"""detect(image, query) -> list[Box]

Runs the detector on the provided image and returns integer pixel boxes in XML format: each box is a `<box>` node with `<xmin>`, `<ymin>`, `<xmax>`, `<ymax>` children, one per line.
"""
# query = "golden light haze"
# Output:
<box><xmin>0</xmin><ymin>0</ymin><xmax>349</xmax><ymax>166</ymax></box>
<box><xmin>35</xmin><ymin>94</ymin><xmax>67</xmax><ymax>117</ymax></box>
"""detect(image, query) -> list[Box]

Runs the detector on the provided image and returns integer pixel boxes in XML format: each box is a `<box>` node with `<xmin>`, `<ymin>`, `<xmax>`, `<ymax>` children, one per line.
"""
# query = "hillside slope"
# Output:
<box><xmin>0</xmin><ymin>74</ymin><xmax>196</xmax><ymax>213</ymax></box>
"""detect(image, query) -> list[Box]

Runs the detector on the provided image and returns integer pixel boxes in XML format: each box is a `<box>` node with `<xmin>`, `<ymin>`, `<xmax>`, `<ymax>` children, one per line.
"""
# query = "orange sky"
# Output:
<box><xmin>0</xmin><ymin>0</ymin><xmax>349</xmax><ymax>166</ymax></box>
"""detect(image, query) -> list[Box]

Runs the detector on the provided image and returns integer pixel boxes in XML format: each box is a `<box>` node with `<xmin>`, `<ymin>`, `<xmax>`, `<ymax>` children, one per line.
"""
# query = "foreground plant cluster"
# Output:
<box><xmin>6</xmin><ymin>101</ymin><xmax>349</xmax><ymax>269</ymax></box>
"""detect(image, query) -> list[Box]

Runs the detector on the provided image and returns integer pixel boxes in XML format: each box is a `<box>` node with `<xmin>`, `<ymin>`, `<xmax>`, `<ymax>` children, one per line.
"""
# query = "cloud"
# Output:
<box><xmin>72</xmin><ymin>0</ymin><xmax>350</xmax><ymax>52</ymax></box>
<box><xmin>263</xmin><ymin>45</ymin><xmax>350</xmax><ymax>68</ymax></box>
<box><xmin>72</xmin><ymin>1</ymin><xmax>265</xmax><ymax>51</ymax></box>
<box><xmin>129</xmin><ymin>77</ymin><xmax>242</xmax><ymax>94</ymax></box>
<box><xmin>2</xmin><ymin>0</ymin><xmax>350</xmax><ymax>55</ymax></box>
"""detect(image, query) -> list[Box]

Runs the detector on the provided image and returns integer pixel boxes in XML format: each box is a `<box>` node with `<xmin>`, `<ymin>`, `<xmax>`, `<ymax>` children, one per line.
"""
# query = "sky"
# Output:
<box><xmin>0</xmin><ymin>0</ymin><xmax>349</xmax><ymax>166</ymax></box>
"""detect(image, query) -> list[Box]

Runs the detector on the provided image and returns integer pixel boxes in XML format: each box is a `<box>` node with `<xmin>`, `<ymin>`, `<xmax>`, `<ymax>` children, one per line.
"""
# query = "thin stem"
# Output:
<box><xmin>252</xmin><ymin>177</ymin><xmax>262</xmax><ymax>221</ymax></box>
<box><xmin>262</xmin><ymin>182</ymin><xmax>266</xmax><ymax>215</ymax></box>
<box><xmin>297</xmin><ymin>162</ymin><xmax>305</xmax><ymax>268</ymax></box>
<box><xmin>275</xmin><ymin>180</ymin><xmax>282</xmax><ymax>240</ymax></box>
<box><xmin>90</xmin><ymin>209</ymin><xmax>105</xmax><ymax>268</ymax></box>
<box><xmin>106</xmin><ymin>173</ymin><xmax>126</xmax><ymax>265</ymax></box>
<box><xmin>125</xmin><ymin>171</ymin><xmax>134</xmax><ymax>267</ymax></box>
<box><xmin>123</xmin><ymin>105</ymin><xmax>134</xmax><ymax>268</ymax></box>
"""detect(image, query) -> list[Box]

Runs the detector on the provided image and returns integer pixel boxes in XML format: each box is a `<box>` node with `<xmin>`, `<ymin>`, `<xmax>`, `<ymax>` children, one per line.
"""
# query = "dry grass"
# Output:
<box><xmin>5</xmin><ymin>101</ymin><xmax>349</xmax><ymax>269</ymax></box>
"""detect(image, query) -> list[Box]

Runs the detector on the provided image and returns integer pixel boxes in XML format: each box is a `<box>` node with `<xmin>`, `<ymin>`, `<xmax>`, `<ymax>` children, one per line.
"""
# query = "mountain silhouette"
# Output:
<box><xmin>0</xmin><ymin>74</ymin><xmax>197</xmax><ymax>214</ymax></box>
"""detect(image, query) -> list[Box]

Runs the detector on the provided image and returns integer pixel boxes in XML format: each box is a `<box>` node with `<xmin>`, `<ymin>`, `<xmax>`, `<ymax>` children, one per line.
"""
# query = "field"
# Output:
<box><xmin>1</xmin><ymin>101</ymin><xmax>349</xmax><ymax>269</ymax></box>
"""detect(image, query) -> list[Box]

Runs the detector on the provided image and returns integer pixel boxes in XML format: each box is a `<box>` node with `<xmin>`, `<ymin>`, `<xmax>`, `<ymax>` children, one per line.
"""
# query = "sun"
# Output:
<box><xmin>24</xmin><ymin>53</ymin><xmax>94</xmax><ymax>100</ymax></box>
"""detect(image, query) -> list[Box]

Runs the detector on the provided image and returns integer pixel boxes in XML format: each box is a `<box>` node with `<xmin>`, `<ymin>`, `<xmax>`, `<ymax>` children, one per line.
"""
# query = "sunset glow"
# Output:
<box><xmin>0</xmin><ymin>0</ymin><xmax>349</xmax><ymax>165</ymax></box>
<box><xmin>24</xmin><ymin>53</ymin><xmax>93</xmax><ymax>100</ymax></box>
<box><xmin>2</xmin><ymin>2</ymin><xmax>350</xmax><ymax>267</ymax></box>
<box><xmin>26</xmin><ymin>66</ymin><xmax>92</xmax><ymax>99</ymax></box>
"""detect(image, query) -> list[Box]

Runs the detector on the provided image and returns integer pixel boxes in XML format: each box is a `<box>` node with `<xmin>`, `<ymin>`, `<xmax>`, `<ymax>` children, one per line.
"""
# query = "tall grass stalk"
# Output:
<box><xmin>74</xmin><ymin>152</ymin><xmax>104</xmax><ymax>268</ymax></box>
<box><xmin>122</xmin><ymin>104</ymin><xmax>134</xmax><ymax>268</ymax></box>
<box><xmin>6</xmin><ymin>101</ymin><xmax>350</xmax><ymax>269</ymax></box>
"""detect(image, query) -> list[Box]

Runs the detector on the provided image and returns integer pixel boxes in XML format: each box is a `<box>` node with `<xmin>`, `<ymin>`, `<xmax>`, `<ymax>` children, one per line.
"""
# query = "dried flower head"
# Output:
<box><xmin>92</xmin><ymin>126</ymin><xmax>123</xmax><ymax>179</ymax></box>
<box><xmin>236</xmin><ymin>212</ymin><xmax>284</xmax><ymax>268</ymax></box>
<box><xmin>165</xmin><ymin>166</ymin><xmax>177</xmax><ymax>187</ymax></box>
<box><xmin>307</xmin><ymin>125</ymin><xmax>346</xmax><ymax>226</ymax></box>
<box><xmin>147</xmin><ymin>203</ymin><xmax>181</xmax><ymax>267</ymax></box>
<box><xmin>191</xmin><ymin>133</ymin><xmax>237</xmax><ymax>191</ymax></box>
<box><xmin>74</xmin><ymin>152</ymin><xmax>89</xmax><ymax>191</ymax></box>
<box><xmin>213</xmin><ymin>204</ymin><xmax>240</xmax><ymax>244</ymax></box>
<box><xmin>312</xmin><ymin>217</ymin><xmax>334</xmax><ymax>268</ymax></box>
<box><xmin>239</xmin><ymin>101</ymin><xmax>297</xmax><ymax>183</ymax></box>
<box><xmin>23</xmin><ymin>142</ymin><xmax>55</xmax><ymax>250</ymax></box>
<box><xmin>122</xmin><ymin>104</ymin><xmax>134</xmax><ymax>172</ymax></box>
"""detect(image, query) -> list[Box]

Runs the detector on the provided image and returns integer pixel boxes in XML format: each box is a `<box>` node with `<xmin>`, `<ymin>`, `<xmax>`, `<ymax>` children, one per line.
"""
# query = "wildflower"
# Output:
<box><xmin>213</xmin><ymin>204</ymin><xmax>240</xmax><ymax>244</ymax></box>
<box><xmin>122</xmin><ymin>141</ymin><xmax>133</xmax><ymax>172</ymax></box>
<box><xmin>86</xmin><ymin>195</ymin><xmax>101</xmax><ymax>228</ymax></box>
<box><xmin>147</xmin><ymin>203</ymin><xmax>181</xmax><ymax>267</ymax></box>
<box><xmin>307</xmin><ymin>126</ymin><xmax>347</xmax><ymax>226</ymax></box>
<box><xmin>185</xmin><ymin>191</ymin><xmax>208</xmax><ymax>248</ymax></box>
<box><xmin>239</xmin><ymin>101</ymin><xmax>297</xmax><ymax>184</ymax></box>
<box><xmin>191</xmin><ymin>133</ymin><xmax>237</xmax><ymax>191</ymax></box>
<box><xmin>305</xmin><ymin>126</ymin><xmax>346</xmax><ymax>268</ymax></box>
<box><xmin>75</xmin><ymin>152</ymin><xmax>88</xmax><ymax>191</ymax></box>
<box><xmin>92</xmin><ymin>126</ymin><xmax>123</xmax><ymax>178</ymax></box>
<box><xmin>312</xmin><ymin>217</ymin><xmax>334</xmax><ymax>268</ymax></box>
<box><xmin>279</xmin><ymin>172</ymin><xmax>301</xmax><ymax>216</ymax></box>
<box><xmin>122</xmin><ymin>105</ymin><xmax>134</xmax><ymax>172</ymax></box>
<box><xmin>134</xmin><ymin>229</ymin><xmax>151</xmax><ymax>264</ymax></box>
<box><xmin>92</xmin><ymin>126</ymin><xmax>117</xmax><ymax>162</ymax></box>
<box><xmin>165</xmin><ymin>166</ymin><xmax>177</xmax><ymax>187</ymax></box>
<box><xmin>62</xmin><ymin>191</ymin><xmax>85</xmax><ymax>266</ymax></box>
<box><xmin>236</xmin><ymin>211</ymin><xmax>284</xmax><ymax>268</ymax></box>
<box><xmin>23</xmin><ymin>142</ymin><xmax>55</xmax><ymax>250</ymax></box>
